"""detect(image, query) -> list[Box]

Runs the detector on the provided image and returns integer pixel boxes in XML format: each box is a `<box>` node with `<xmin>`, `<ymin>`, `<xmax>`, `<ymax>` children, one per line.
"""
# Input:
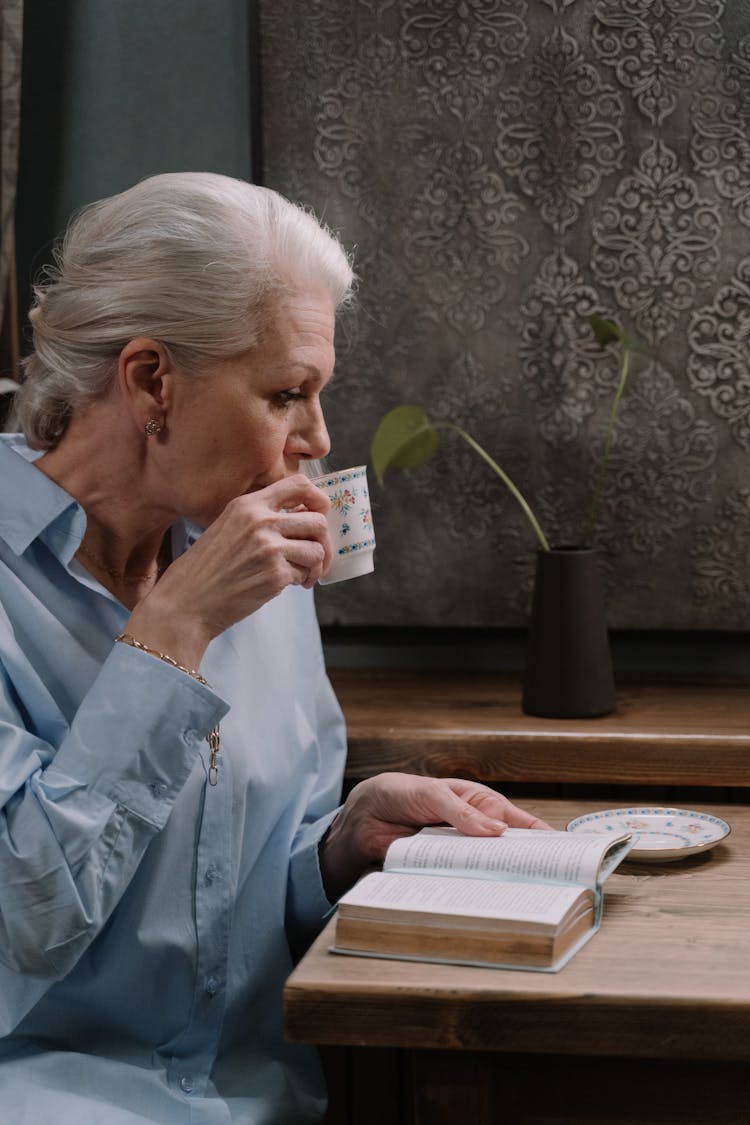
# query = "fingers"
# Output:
<box><xmin>354</xmin><ymin>774</ymin><xmax>510</xmax><ymax>839</ymax></box>
<box><xmin>262</xmin><ymin>476</ymin><xmax>333</xmax><ymax>578</ymax></box>
<box><xmin>500</xmin><ymin>804</ymin><xmax>554</xmax><ymax>831</ymax></box>
<box><xmin>223</xmin><ymin>479</ymin><xmax>332</xmax><ymax>585</ymax></box>
<box><xmin>423</xmin><ymin>784</ymin><xmax>509</xmax><ymax>836</ymax></box>
<box><xmin>145</xmin><ymin>479</ymin><xmax>334</xmax><ymax>633</ymax></box>
<box><xmin>278</xmin><ymin>510</ymin><xmax>329</xmax><ymax>546</ymax></box>
<box><xmin>440</xmin><ymin>779</ymin><xmax>555</xmax><ymax>834</ymax></box>
<box><xmin>266</xmin><ymin>473</ymin><xmax>331</xmax><ymax>516</ymax></box>
<box><xmin>350</xmin><ymin>773</ymin><xmax>553</xmax><ymax>842</ymax></box>
<box><xmin>318</xmin><ymin>774</ymin><xmax>554</xmax><ymax>901</ymax></box>
<box><xmin>284</xmin><ymin>536</ymin><xmax>328</xmax><ymax>588</ymax></box>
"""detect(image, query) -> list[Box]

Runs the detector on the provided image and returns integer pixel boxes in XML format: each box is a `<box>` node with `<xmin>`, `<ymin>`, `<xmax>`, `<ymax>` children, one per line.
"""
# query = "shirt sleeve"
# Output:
<box><xmin>0</xmin><ymin>641</ymin><xmax>228</xmax><ymax>981</ymax></box>
<box><xmin>284</xmin><ymin>630</ymin><xmax>348</xmax><ymax>954</ymax></box>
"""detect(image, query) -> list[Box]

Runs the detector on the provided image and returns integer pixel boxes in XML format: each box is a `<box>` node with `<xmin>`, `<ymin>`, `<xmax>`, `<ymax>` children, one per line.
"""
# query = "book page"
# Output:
<box><xmin>340</xmin><ymin>870</ymin><xmax>585</xmax><ymax>925</ymax></box>
<box><xmin>383</xmin><ymin>826</ymin><xmax>629</xmax><ymax>888</ymax></box>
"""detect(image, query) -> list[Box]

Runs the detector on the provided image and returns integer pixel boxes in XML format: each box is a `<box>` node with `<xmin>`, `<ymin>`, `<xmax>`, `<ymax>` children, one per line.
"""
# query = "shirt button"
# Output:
<box><xmin>184</xmin><ymin>728</ymin><xmax>200</xmax><ymax>744</ymax></box>
<box><xmin>180</xmin><ymin>1076</ymin><xmax>194</xmax><ymax>1094</ymax></box>
<box><xmin>204</xmin><ymin>864</ymin><xmax>221</xmax><ymax>884</ymax></box>
<box><xmin>150</xmin><ymin>781</ymin><xmax>168</xmax><ymax>798</ymax></box>
<box><xmin>205</xmin><ymin>975</ymin><xmax>220</xmax><ymax>997</ymax></box>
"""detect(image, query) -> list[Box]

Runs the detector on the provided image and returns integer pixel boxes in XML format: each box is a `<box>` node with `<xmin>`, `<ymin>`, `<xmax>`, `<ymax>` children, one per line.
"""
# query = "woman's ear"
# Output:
<box><xmin>117</xmin><ymin>338</ymin><xmax>175</xmax><ymax>433</ymax></box>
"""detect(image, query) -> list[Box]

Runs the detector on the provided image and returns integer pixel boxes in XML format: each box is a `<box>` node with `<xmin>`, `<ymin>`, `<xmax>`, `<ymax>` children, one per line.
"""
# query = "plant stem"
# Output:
<box><xmin>436</xmin><ymin>423</ymin><xmax>551</xmax><ymax>552</ymax></box>
<box><xmin>581</xmin><ymin>347</ymin><xmax>631</xmax><ymax>548</ymax></box>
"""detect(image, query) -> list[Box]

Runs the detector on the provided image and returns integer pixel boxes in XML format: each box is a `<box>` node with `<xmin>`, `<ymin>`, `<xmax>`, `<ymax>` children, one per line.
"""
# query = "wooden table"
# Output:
<box><xmin>286</xmin><ymin>797</ymin><xmax>750</xmax><ymax>1124</ymax></box>
<box><xmin>329</xmin><ymin>670</ymin><xmax>750</xmax><ymax>787</ymax></box>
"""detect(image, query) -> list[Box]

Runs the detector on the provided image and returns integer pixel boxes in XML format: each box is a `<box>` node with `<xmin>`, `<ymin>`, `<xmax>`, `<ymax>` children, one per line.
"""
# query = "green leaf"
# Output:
<box><xmin>588</xmin><ymin>314</ymin><xmax>638</xmax><ymax>353</ymax></box>
<box><xmin>371</xmin><ymin>406</ymin><xmax>439</xmax><ymax>485</ymax></box>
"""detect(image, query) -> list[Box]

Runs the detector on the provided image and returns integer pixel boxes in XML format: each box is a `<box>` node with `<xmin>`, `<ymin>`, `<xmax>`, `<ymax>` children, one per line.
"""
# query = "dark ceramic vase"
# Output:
<box><xmin>522</xmin><ymin>547</ymin><xmax>616</xmax><ymax>719</ymax></box>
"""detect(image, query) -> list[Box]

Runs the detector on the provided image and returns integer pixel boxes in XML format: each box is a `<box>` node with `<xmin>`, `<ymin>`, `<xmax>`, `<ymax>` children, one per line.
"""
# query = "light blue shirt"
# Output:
<box><xmin>0</xmin><ymin>434</ymin><xmax>347</xmax><ymax>1123</ymax></box>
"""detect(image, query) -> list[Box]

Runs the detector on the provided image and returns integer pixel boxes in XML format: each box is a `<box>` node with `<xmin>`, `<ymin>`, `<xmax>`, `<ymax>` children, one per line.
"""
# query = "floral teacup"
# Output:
<box><xmin>312</xmin><ymin>466</ymin><xmax>376</xmax><ymax>585</ymax></box>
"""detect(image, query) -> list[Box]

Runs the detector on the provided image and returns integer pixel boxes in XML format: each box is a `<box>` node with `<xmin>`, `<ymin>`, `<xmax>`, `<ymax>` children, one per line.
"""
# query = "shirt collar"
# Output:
<box><xmin>0</xmin><ymin>432</ymin><xmax>202</xmax><ymax>563</ymax></box>
<box><xmin>0</xmin><ymin>433</ymin><xmax>85</xmax><ymax>560</ymax></box>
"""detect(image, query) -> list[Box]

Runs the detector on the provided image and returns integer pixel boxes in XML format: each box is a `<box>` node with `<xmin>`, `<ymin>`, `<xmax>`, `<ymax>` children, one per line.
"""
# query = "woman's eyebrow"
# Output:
<box><xmin>271</xmin><ymin>362</ymin><xmax>329</xmax><ymax>385</ymax></box>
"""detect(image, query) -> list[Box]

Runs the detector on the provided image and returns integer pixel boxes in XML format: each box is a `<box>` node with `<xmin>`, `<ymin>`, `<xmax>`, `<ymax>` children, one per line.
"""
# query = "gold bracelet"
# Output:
<box><xmin>114</xmin><ymin>633</ymin><xmax>221</xmax><ymax>785</ymax></box>
<box><xmin>114</xmin><ymin>633</ymin><xmax>209</xmax><ymax>684</ymax></box>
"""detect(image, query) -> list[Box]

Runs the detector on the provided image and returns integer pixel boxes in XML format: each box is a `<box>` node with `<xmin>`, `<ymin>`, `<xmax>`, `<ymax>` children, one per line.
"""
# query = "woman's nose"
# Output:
<box><xmin>290</xmin><ymin>400</ymin><xmax>331</xmax><ymax>461</ymax></box>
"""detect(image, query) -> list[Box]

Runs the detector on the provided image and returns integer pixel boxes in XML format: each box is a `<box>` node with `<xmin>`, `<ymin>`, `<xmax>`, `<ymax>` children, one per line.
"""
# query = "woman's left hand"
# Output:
<box><xmin>319</xmin><ymin>772</ymin><xmax>553</xmax><ymax>902</ymax></box>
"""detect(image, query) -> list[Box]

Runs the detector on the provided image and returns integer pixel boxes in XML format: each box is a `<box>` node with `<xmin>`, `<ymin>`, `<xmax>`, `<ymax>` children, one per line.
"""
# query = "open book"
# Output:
<box><xmin>332</xmin><ymin>826</ymin><xmax>633</xmax><ymax>972</ymax></box>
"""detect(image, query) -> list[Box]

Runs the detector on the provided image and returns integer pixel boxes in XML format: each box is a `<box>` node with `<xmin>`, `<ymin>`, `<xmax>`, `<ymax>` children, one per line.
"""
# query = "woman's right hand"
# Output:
<box><xmin>123</xmin><ymin>474</ymin><xmax>331</xmax><ymax>669</ymax></box>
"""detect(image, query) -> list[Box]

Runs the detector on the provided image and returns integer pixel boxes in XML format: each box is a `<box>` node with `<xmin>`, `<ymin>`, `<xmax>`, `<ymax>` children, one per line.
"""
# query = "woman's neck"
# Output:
<box><xmin>33</xmin><ymin>407</ymin><xmax>175</xmax><ymax>600</ymax></box>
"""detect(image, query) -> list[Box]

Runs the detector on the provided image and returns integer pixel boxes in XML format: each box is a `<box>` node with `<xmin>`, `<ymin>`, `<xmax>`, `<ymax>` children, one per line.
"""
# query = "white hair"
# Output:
<box><xmin>13</xmin><ymin>172</ymin><xmax>355</xmax><ymax>448</ymax></box>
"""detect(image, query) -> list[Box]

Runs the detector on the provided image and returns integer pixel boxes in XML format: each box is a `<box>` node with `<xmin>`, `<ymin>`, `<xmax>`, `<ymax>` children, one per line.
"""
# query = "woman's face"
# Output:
<box><xmin>163</xmin><ymin>290</ymin><xmax>336</xmax><ymax>525</ymax></box>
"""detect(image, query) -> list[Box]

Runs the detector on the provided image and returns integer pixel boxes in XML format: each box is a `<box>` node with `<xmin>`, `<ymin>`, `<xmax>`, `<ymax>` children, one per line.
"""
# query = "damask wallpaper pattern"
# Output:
<box><xmin>260</xmin><ymin>0</ymin><xmax>750</xmax><ymax>630</ymax></box>
<box><xmin>0</xmin><ymin>0</ymin><xmax>22</xmax><ymax>348</ymax></box>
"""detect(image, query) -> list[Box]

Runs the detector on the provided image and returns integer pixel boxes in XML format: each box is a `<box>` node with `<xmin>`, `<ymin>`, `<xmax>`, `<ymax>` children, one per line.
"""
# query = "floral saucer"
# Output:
<box><xmin>566</xmin><ymin>807</ymin><xmax>731</xmax><ymax>862</ymax></box>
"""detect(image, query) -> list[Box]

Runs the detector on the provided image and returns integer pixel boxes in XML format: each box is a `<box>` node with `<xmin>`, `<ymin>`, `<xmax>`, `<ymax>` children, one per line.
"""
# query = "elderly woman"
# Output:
<box><xmin>0</xmin><ymin>173</ymin><xmax>548</xmax><ymax>1123</ymax></box>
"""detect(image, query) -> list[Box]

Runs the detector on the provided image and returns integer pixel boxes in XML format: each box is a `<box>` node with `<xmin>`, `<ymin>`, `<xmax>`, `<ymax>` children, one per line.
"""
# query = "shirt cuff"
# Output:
<box><xmin>46</xmin><ymin>641</ymin><xmax>229</xmax><ymax>827</ymax></box>
<box><xmin>287</xmin><ymin>807</ymin><xmax>342</xmax><ymax>946</ymax></box>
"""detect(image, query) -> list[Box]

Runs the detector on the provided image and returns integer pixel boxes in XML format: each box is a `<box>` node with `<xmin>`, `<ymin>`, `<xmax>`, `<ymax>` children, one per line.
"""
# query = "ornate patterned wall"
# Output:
<box><xmin>261</xmin><ymin>0</ymin><xmax>750</xmax><ymax>630</ymax></box>
<box><xmin>0</xmin><ymin>0</ymin><xmax>23</xmax><ymax>394</ymax></box>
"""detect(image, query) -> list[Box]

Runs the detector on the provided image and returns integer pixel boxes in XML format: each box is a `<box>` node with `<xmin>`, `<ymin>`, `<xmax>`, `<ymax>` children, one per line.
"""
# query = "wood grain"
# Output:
<box><xmin>329</xmin><ymin>670</ymin><xmax>750</xmax><ymax>786</ymax></box>
<box><xmin>285</xmin><ymin>798</ymin><xmax>750</xmax><ymax>1062</ymax></box>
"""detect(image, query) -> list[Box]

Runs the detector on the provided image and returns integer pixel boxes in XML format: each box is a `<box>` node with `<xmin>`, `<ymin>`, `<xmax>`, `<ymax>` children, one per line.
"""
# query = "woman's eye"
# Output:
<box><xmin>274</xmin><ymin>390</ymin><xmax>305</xmax><ymax>407</ymax></box>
